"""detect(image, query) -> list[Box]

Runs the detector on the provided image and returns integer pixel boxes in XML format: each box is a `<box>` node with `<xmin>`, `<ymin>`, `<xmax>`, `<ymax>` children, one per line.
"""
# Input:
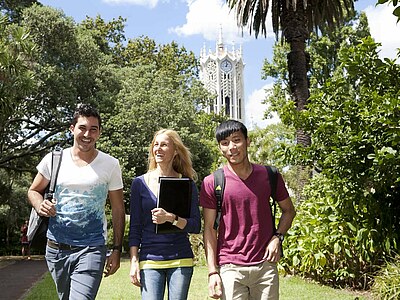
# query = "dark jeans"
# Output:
<box><xmin>46</xmin><ymin>244</ymin><xmax>107</xmax><ymax>300</ymax></box>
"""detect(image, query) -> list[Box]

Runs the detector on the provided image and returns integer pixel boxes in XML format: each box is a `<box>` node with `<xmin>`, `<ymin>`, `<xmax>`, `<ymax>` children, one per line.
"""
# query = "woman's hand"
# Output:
<box><xmin>129</xmin><ymin>259</ymin><xmax>141</xmax><ymax>287</ymax></box>
<box><xmin>151</xmin><ymin>208</ymin><xmax>173</xmax><ymax>224</ymax></box>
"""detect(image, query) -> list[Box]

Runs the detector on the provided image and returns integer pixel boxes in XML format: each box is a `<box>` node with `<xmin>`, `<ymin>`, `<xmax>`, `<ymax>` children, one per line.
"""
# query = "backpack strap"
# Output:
<box><xmin>213</xmin><ymin>168</ymin><xmax>225</xmax><ymax>230</ymax></box>
<box><xmin>266</xmin><ymin>165</ymin><xmax>278</xmax><ymax>232</ymax></box>
<box><xmin>44</xmin><ymin>146</ymin><xmax>63</xmax><ymax>199</ymax></box>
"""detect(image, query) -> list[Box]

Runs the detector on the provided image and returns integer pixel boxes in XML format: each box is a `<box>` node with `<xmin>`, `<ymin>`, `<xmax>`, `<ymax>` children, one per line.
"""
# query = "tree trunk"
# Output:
<box><xmin>281</xmin><ymin>3</ymin><xmax>312</xmax><ymax>201</ymax></box>
<box><xmin>281</xmin><ymin>3</ymin><xmax>311</xmax><ymax>145</ymax></box>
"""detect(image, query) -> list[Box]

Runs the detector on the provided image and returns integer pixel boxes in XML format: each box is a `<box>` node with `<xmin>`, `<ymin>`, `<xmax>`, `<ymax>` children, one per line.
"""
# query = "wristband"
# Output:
<box><xmin>112</xmin><ymin>245</ymin><xmax>122</xmax><ymax>252</ymax></box>
<box><xmin>274</xmin><ymin>232</ymin><xmax>284</xmax><ymax>243</ymax></box>
<box><xmin>208</xmin><ymin>271</ymin><xmax>219</xmax><ymax>277</ymax></box>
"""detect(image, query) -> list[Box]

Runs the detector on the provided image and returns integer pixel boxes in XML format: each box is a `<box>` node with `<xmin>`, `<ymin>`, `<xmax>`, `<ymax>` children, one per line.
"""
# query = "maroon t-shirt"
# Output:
<box><xmin>200</xmin><ymin>164</ymin><xmax>289</xmax><ymax>266</ymax></box>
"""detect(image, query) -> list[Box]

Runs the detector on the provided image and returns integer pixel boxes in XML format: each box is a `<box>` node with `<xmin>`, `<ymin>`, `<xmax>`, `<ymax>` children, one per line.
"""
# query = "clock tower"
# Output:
<box><xmin>199</xmin><ymin>30</ymin><xmax>245</xmax><ymax>122</ymax></box>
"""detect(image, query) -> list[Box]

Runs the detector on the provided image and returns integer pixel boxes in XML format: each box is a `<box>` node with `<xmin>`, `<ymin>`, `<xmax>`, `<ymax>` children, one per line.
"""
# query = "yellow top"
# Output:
<box><xmin>140</xmin><ymin>258</ymin><xmax>194</xmax><ymax>269</ymax></box>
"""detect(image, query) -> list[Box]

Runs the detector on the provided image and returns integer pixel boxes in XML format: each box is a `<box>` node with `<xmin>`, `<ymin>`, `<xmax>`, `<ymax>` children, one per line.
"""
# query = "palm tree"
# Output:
<box><xmin>227</xmin><ymin>0</ymin><xmax>355</xmax><ymax>147</ymax></box>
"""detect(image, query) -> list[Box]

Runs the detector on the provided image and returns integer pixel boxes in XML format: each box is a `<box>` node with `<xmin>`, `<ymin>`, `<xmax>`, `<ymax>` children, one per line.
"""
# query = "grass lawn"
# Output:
<box><xmin>25</xmin><ymin>258</ymin><xmax>370</xmax><ymax>299</ymax></box>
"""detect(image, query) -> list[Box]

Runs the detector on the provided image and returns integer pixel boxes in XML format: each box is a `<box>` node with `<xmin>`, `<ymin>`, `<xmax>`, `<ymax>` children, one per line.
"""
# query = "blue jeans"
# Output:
<box><xmin>45</xmin><ymin>244</ymin><xmax>107</xmax><ymax>300</ymax></box>
<box><xmin>140</xmin><ymin>267</ymin><xmax>193</xmax><ymax>300</ymax></box>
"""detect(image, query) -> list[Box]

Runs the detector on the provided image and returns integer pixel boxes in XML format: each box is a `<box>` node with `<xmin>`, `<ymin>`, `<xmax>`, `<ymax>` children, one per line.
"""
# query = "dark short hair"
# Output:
<box><xmin>72</xmin><ymin>104</ymin><xmax>101</xmax><ymax>128</ymax></box>
<box><xmin>216</xmin><ymin>120</ymin><xmax>248</xmax><ymax>143</ymax></box>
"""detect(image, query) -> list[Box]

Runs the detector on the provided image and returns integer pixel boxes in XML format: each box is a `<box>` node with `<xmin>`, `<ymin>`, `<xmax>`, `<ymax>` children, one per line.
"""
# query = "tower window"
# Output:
<box><xmin>225</xmin><ymin>96</ymin><xmax>230</xmax><ymax>116</ymax></box>
<box><xmin>238</xmin><ymin>98</ymin><xmax>242</xmax><ymax>119</ymax></box>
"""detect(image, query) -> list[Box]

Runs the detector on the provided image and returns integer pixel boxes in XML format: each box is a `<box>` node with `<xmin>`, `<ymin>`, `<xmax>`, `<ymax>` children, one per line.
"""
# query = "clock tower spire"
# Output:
<box><xmin>199</xmin><ymin>28</ymin><xmax>245</xmax><ymax>122</ymax></box>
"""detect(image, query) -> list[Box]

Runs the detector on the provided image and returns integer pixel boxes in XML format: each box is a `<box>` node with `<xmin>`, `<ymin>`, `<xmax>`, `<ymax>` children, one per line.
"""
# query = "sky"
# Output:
<box><xmin>39</xmin><ymin>0</ymin><xmax>400</xmax><ymax>129</ymax></box>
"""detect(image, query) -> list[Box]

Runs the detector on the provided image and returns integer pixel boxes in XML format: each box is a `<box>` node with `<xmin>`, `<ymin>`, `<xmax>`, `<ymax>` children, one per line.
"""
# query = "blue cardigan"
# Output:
<box><xmin>129</xmin><ymin>175</ymin><xmax>201</xmax><ymax>262</ymax></box>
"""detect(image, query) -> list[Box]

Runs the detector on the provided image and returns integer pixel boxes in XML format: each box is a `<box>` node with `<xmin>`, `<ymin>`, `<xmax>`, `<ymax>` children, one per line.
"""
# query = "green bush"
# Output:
<box><xmin>281</xmin><ymin>174</ymin><xmax>398</xmax><ymax>289</ymax></box>
<box><xmin>371</xmin><ymin>255</ymin><xmax>400</xmax><ymax>299</ymax></box>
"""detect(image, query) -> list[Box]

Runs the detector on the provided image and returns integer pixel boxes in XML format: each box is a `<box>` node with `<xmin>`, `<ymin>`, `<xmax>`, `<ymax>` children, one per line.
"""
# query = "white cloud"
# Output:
<box><xmin>169</xmin><ymin>0</ymin><xmax>274</xmax><ymax>43</ymax></box>
<box><xmin>245</xmin><ymin>83</ymin><xmax>279</xmax><ymax>130</ymax></box>
<box><xmin>364</xmin><ymin>4</ymin><xmax>400</xmax><ymax>59</ymax></box>
<box><xmin>169</xmin><ymin>0</ymin><xmax>240</xmax><ymax>42</ymax></box>
<box><xmin>102</xmin><ymin>0</ymin><xmax>159</xmax><ymax>9</ymax></box>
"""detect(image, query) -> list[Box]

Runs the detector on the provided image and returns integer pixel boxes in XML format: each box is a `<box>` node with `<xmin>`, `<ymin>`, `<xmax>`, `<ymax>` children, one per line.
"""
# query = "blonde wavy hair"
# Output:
<box><xmin>147</xmin><ymin>129</ymin><xmax>197</xmax><ymax>181</ymax></box>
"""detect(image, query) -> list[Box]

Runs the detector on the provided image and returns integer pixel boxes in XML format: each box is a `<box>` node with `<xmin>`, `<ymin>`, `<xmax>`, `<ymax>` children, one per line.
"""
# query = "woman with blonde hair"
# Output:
<box><xmin>147</xmin><ymin>129</ymin><xmax>197</xmax><ymax>180</ymax></box>
<box><xmin>129</xmin><ymin>129</ymin><xmax>201</xmax><ymax>300</ymax></box>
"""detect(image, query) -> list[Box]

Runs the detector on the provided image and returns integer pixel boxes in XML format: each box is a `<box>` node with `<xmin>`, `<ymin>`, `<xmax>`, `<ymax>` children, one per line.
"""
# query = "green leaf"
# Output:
<box><xmin>334</xmin><ymin>242</ymin><xmax>342</xmax><ymax>254</ymax></box>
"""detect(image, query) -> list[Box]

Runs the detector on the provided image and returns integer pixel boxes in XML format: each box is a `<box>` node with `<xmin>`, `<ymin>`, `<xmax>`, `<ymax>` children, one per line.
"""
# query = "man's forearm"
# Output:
<box><xmin>204</xmin><ymin>227</ymin><xmax>219</xmax><ymax>272</ymax></box>
<box><xmin>276</xmin><ymin>214</ymin><xmax>295</xmax><ymax>234</ymax></box>
<box><xmin>27</xmin><ymin>190</ymin><xmax>44</xmax><ymax>212</ymax></box>
<box><xmin>276</xmin><ymin>198</ymin><xmax>296</xmax><ymax>234</ymax></box>
<box><xmin>109</xmin><ymin>189</ymin><xmax>125</xmax><ymax>247</ymax></box>
<box><xmin>112</xmin><ymin>209</ymin><xmax>125</xmax><ymax>247</ymax></box>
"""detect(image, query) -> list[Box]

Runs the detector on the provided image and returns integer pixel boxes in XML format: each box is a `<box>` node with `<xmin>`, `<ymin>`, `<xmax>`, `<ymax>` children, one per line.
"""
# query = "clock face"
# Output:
<box><xmin>220</xmin><ymin>59</ymin><xmax>232</xmax><ymax>72</ymax></box>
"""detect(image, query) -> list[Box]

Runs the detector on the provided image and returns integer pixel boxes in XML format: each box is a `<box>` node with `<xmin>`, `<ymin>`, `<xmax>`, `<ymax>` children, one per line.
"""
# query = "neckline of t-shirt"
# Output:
<box><xmin>68</xmin><ymin>147</ymin><xmax>99</xmax><ymax>168</ymax></box>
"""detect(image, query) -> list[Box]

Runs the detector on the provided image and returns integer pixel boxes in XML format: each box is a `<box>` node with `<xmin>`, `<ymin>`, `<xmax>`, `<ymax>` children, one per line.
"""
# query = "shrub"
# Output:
<box><xmin>281</xmin><ymin>174</ymin><xmax>398</xmax><ymax>289</ymax></box>
<box><xmin>371</xmin><ymin>255</ymin><xmax>400</xmax><ymax>299</ymax></box>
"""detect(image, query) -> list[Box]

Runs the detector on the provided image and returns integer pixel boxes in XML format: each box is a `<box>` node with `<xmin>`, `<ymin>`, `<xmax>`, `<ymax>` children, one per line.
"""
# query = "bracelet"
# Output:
<box><xmin>208</xmin><ymin>271</ymin><xmax>219</xmax><ymax>277</ymax></box>
<box><xmin>172</xmin><ymin>214</ymin><xmax>179</xmax><ymax>226</ymax></box>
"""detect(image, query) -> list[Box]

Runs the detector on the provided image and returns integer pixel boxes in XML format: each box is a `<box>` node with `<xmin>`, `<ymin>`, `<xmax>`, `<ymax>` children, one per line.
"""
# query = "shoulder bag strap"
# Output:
<box><xmin>48</xmin><ymin>146</ymin><xmax>63</xmax><ymax>194</ymax></box>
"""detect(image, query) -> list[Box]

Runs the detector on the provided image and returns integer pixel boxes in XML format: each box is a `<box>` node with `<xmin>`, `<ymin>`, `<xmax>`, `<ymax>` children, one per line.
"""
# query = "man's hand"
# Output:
<box><xmin>37</xmin><ymin>199</ymin><xmax>57</xmax><ymax>217</ymax></box>
<box><xmin>103</xmin><ymin>250</ymin><xmax>121</xmax><ymax>277</ymax></box>
<box><xmin>263</xmin><ymin>235</ymin><xmax>282</xmax><ymax>262</ymax></box>
<box><xmin>208</xmin><ymin>273</ymin><xmax>223</xmax><ymax>299</ymax></box>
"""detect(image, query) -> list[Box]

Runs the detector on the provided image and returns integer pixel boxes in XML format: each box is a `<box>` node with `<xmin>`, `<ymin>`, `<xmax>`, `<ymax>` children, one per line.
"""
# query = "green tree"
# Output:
<box><xmin>0</xmin><ymin>0</ymin><xmax>39</xmax><ymax>22</ymax></box>
<box><xmin>0</xmin><ymin>15</ymin><xmax>37</xmax><ymax>156</ymax></box>
<box><xmin>263</xmin><ymin>12</ymin><xmax>371</xmax><ymax>142</ymax></box>
<box><xmin>0</xmin><ymin>4</ymin><xmax>121</xmax><ymax>172</ymax></box>
<box><xmin>283</xmin><ymin>36</ymin><xmax>400</xmax><ymax>288</ymax></box>
<box><xmin>0</xmin><ymin>5</ymin><xmax>125</xmax><ymax>252</ymax></box>
<box><xmin>248</xmin><ymin>123</ymin><xmax>294</xmax><ymax>168</ymax></box>
<box><xmin>0</xmin><ymin>169</ymin><xmax>32</xmax><ymax>249</ymax></box>
<box><xmin>227</xmin><ymin>0</ymin><xmax>355</xmax><ymax>148</ymax></box>
<box><xmin>79</xmin><ymin>15</ymin><xmax>126</xmax><ymax>60</ymax></box>
<box><xmin>262</xmin><ymin>12</ymin><xmax>371</xmax><ymax>200</ymax></box>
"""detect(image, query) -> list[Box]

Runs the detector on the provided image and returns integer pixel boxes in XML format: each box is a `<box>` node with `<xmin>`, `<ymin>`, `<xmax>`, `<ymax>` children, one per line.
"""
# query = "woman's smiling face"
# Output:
<box><xmin>152</xmin><ymin>133</ymin><xmax>176</xmax><ymax>166</ymax></box>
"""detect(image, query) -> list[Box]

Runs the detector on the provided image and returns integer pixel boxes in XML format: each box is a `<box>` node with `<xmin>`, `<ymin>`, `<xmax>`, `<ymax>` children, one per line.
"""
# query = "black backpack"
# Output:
<box><xmin>213</xmin><ymin>166</ymin><xmax>278</xmax><ymax>230</ymax></box>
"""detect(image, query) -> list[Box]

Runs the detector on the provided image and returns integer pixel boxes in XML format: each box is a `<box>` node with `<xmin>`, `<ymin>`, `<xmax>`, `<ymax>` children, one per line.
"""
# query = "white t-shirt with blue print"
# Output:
<box><xmin>37</xmin><ymin>147</ymin><xmax>123</xmax><ymax>247</ymax></box>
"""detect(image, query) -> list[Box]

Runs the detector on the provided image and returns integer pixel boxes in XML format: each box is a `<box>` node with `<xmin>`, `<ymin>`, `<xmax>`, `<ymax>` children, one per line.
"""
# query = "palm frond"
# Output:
<box><xmin>227</xmin><ymin>0</ymin><xmax>356</xmax><ymax>40</ymax></box>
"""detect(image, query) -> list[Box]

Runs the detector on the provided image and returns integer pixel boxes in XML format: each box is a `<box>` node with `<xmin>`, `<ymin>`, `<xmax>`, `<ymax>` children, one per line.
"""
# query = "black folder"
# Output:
<box><xmin>155</xmin><ymin>177</ymin><xmax>192</xmax><ymax>234</ymax></box>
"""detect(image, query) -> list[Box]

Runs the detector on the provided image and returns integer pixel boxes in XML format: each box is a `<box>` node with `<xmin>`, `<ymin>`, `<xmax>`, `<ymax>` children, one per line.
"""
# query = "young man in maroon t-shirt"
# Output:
<box><xmin>200</xmin><ymin>120</ymin><xmax>296</xmax><ymax>300</ymax></box>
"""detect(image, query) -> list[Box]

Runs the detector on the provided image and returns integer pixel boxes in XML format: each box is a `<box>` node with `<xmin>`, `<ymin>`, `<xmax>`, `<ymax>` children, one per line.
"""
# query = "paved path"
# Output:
<box><xmin>0</xmin><ymin>256</ymin><xmax>48</xmax><ymax>300</ymax></box>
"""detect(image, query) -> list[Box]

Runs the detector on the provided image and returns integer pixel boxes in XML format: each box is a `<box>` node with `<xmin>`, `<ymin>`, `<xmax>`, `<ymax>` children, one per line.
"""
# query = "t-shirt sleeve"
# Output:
<box><xmin>199</xmin><ymin>174</ymin><xmax>217</xmax><ymax>209</ymax></box>
<box><xmin>275</xmin><ymin>172</ymin><xmax>290</xmax><ymax>202</ymax></box>
<box><xmin>36</xmin><ymin>152</ymin><xmax>52</xmax><ymax>180</ymax></box>
<box><xmin>108</xmin><ymin>159</ymin><xmax>123</xmax><ymax>191</ymax></box>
